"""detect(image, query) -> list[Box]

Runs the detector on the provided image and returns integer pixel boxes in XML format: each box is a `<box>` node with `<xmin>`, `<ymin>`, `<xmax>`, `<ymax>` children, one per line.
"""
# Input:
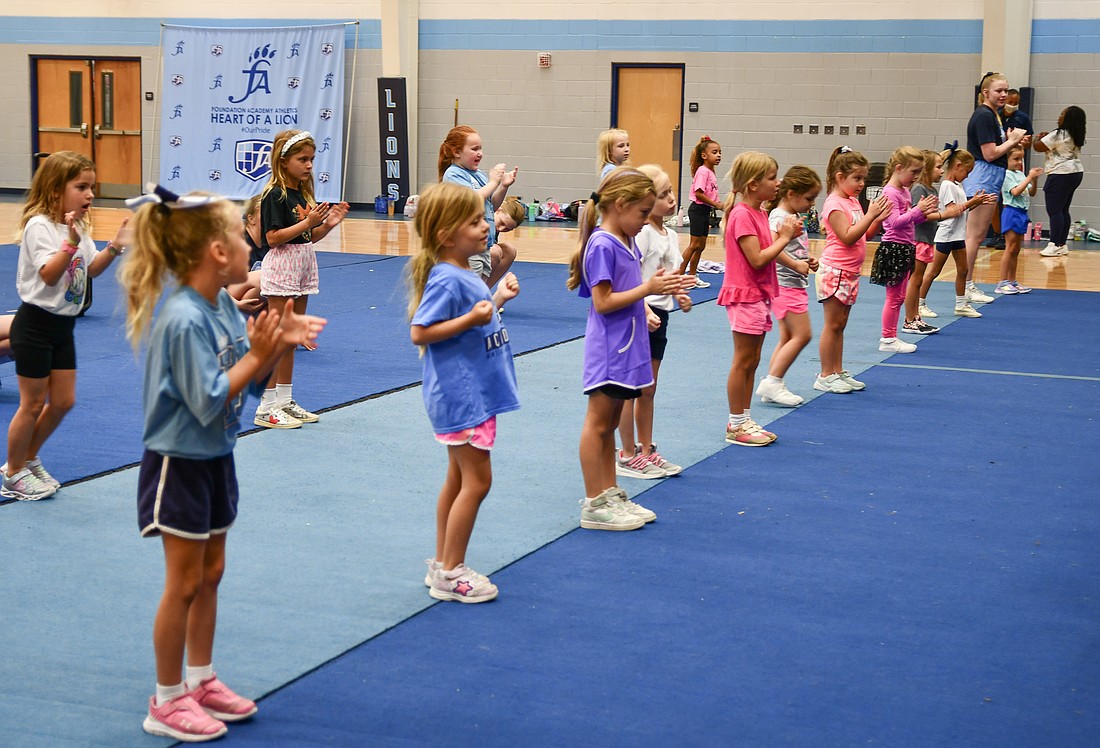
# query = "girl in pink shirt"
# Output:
<box><xmin>719</xmin><ymin>151</ymin><xmax>802</xmax><ymax>446</ymax></box>
<box><xmin>814</xmin><ymin>146</ymin><xmax>889</xmax><ymax>394</ymax></box>
<box><xmin>681</xmin><ymin>136</ymin><xmax>723</xmax><ymax>287</ymax></box>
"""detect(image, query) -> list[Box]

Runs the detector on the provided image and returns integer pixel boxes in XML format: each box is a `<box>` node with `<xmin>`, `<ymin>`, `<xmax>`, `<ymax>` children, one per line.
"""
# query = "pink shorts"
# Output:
<box><xmin>772</xmin><ymin>286</ymin><xmax>808</xmax><ymax>320</ymax></box>
<box><xmin>815</xmin><ymin>262</ymin><xmax>861</xmax><ymax>306</ymax></box>
<box><xmin>260</xmin><ymin>242</ymin><xmax>320</xmax><ymax>297</ymax></box>
<box><xmin>725</xmin><ymin>299</ymin><xmax>773</xmax><ymax>335</ymax></box>
<box><xmin>915</xmin><ymin>241</ymin><xmax>934</xmax><ymax>264</ymax></box>
<box><xmin>435</xmin><ymin>415</ymin><xmax>497</xmax><ymax>450</ymax></box>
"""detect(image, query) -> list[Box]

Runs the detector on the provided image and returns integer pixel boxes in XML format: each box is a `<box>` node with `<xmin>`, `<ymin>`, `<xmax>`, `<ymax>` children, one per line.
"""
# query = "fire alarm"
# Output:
<box><xmin>538</xmin><ymin>52</ymin><xmax>552</xmax><ymax>68</ymax></box>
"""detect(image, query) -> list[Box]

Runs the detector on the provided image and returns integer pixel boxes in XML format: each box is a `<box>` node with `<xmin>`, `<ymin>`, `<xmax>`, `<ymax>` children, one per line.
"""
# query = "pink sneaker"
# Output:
<box><xmin>190</xmin><ymin>676</ymin><xmax>258</xmax><ymax>722</ymax></box>
<box><xmin>143</xmin><ymin>693</ymin><xmax>228</xmax><ymax>741</ymax></box>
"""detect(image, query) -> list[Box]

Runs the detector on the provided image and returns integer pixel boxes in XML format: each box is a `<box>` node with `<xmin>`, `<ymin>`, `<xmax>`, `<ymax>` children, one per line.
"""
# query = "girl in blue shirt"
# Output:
<box><xmin>120</xmin><ymin>185</ymin><xmax>326</xmax><ymax>743</ymax></box>
<box><xmin>408</xmin><ymin>181</ymin><xmax>520</xmax><ymax>604</ymax></box>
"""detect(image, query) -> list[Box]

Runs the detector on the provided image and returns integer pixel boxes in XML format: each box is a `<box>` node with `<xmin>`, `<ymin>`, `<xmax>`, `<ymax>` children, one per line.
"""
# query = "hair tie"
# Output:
<box><xmin>280</xmin><ymin>130</ymin><xmax>314</xmax><ymax>156</ymax></box>
<box><xmin>126</xmin><ymin>183</ymin><xmax>225</xmax><ymax>212</ymax></box>
<box><xmin>839</xmin><ymin>145</ymin><xmax>852</xmax><ymax>154</ymax></box>
<box><xmin>701</xmin><ymin>135</ymin><xmax>711</xmax><ymax>142</ymax></box>
<box><xmin>590</xmin><ymin>191</ymin><xmax>600</xmax><ymax>203</ymax></box>
<box><xmin>944</xmin><ymin>139</ymin><xmax>959</xmax><ymax>155</ymax></box>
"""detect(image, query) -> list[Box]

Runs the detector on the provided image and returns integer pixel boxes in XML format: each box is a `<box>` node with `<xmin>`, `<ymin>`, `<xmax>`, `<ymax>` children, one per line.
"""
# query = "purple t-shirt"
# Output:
<box><xmin>578</xmin><ymin>229</ymin><xmax>653</xmax><ymax>392</ymax></box>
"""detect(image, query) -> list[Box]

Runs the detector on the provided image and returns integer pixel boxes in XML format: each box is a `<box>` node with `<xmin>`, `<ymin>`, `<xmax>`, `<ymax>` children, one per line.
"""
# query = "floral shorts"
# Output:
<box><xmin>435</xmin><ymin>415</ymin><xmax>497</xmax><ymax>450</ymax></box>
<box><xmin>260</xmin><ymin>242</ymin><xmax>319</xmax><ymax>296</ymax></box>
<box><xmin>816</xmin><ymin>262</ymin><xmax>861</xmax><ymax>306</ymax></box>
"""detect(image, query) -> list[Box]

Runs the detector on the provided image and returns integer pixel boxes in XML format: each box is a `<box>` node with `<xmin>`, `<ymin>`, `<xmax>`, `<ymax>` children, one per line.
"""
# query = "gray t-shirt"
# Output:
<box><xmin>911</xmin><ymin>184</ymin><xmax>938</xmax><ymax>244</ymax></box>
<box><xmin>768</xmin><ymin>207</ymin><xmax>809</xmax><ymax>289</ymax></box>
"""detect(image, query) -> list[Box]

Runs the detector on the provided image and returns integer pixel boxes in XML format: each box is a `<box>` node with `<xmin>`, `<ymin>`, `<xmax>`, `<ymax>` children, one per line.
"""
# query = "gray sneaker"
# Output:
<box><xmin>281</xmin><ymin>400</ymin><xmax>319</xmax><ymax>423</ymax></box>
<box><xmin>580</xmin><ymin>488</ymin><xmax>645</xmax><ymax>531</ymax></box>
<box><xmin>1</xmin><ymin>466</ymin><xmax>57</xmax><ymax>501</ymax></box>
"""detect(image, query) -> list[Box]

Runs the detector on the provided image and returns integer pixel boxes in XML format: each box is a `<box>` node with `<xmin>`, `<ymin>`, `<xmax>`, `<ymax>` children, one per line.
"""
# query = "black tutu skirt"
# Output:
<box><xmin>870</xmin><ymin>241</ymin><xmax>915</xmax><ymax>286</ymax></box>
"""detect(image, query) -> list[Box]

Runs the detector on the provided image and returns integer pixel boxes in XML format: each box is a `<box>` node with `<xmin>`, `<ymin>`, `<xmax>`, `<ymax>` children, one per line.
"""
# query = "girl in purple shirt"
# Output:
<box><xmin>566</xmin><ymin>167</ymin><xmax>687</xmax><ymax>531</ymax></box>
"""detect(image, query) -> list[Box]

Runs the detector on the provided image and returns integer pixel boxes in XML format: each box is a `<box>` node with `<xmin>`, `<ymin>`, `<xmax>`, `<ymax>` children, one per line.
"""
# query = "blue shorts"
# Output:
<box><xmin>935</xmin><ymin>240</ymin><xmax>966</xmax><ymax>254</ymax></box>
<box><xmin>137</xmin><ymin>450</ymin><xmax>239</xmax><ymax>539</ymax></box>
<box><xmin>962</xmin><ymin>160</ymin><xmax>1006</xmax><ymax>199</ymax></box>
<box><xmin>1001</xmin><ymin>205</ymin><xmax>1029</xmax><ymax>236</ymax></box>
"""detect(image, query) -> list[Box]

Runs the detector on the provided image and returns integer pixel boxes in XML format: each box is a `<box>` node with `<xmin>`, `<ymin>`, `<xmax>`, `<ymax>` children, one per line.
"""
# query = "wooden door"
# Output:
<box><xmin>33</xmin><ymin>57</ymin><xmax>142</xmax><ymax>197</ymax></box>
<box><xmin>613</xmin><ymin>65</ymin><xmax>685</xmax><ymax>200</ymax></box>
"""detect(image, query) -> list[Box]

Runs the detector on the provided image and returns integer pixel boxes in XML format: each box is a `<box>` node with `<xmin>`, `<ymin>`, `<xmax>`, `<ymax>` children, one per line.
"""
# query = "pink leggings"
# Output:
<box><xmin>881</xmin><ymin>270</ymin><xmax>911</xmax><ymax>338</ymax></box>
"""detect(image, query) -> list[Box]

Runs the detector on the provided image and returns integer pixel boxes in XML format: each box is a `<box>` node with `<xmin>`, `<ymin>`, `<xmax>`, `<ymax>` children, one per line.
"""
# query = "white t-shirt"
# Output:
<box><xmin>17</xmin><ymin>215</ymin><xmax>98</xmax><ymax>315</ymax></box>
<box><xmin>636</xmin><ymin>223</ymin><xmax>683</xmax><ymax>312</ymax></box>
<box><xmin>934</xmin><ymin>180</ymin><xmax>968</xmax><ymax>244</ymax></box>
<box><xmin>1040</xmin><ymin>130</ymin><xmax>1083</xmax><ymax>175</ymax></box>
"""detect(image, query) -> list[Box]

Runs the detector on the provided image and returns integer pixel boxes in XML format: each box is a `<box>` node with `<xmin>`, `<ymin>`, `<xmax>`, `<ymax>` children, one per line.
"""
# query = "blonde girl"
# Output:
<box><xmin>871</xmin><ymin>145</ymin><xmax>938</xmax><ymax>353</ymax></box>
<box><xmin>814</xmin><ymin>146</ymin><xmax>890</xmax><ymax>394</ymax></box>
<box><xmin>439</xmin><ymin>125</ymin><xmax>518</xmax><ymax>286</ymax></box>
<box><xmin>2</xmin><ymin>151</ymin><xmax>127</xmax><ymax>501</ymax></box>
<box><xmin>596</xmin><ymin>128</ymin><xmax>630</xmax><ymax>180</ymax></box>
<box><xmin>615</xmin><ymin>164</ymin><xmax>693</xmax><ymax>479</ymax></box>
<box><xmin>904</xmin><ymin>150</ymin><xmax>946</xmax><ymax>332</ymax></box>
<box><xmin>719</xmin><ymin>152</ymin><xmax>802</xmax><ymax>445</ymax></box>
<box><xmin>225</xmin><ymin>195</ymin><xmax>265</xmax><ymax>315</ymax></box>
<box><xmin>121</xmin><ymin>185</ymin><xmax>324</xmax><ymax>741</ymax></box>
<box><xmin>756</xmin><ymin>165</ymin><xmax>821</xmax><ymax>408</ymax></box>
<box><xmin>567</xmin><ymin>167</ymin><xmax>687</xmax><ymax>530</ymax></box>
<box><xmin>409</xmin><ymin>182</ymin><xmax>520</xmax><ymax>603</ymax></box>
<box><xmin>681</xmin><ymin>135</ymin><xmax>723</xmax><ymax>287</ymax></box>
<box><xmin>921</xmin><ymin>147</ymin><xmax>998</xmax><ymax>318</ymax></box>
<box><xmin>254</xmin><ymin>129</ymin><xmax>348</xmax><ymax>429</ymax></box>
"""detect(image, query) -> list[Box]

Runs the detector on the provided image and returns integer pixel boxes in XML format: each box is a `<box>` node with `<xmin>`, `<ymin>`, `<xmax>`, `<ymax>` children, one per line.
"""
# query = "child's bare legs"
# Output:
<box><xmin>679</xmin><ymin>236</ymin><xmax>706</xmax><ymax>276</ymax></box>
<box><xmin>435</xmin><ymin>444</ymin><xmax>492</xmax><ymax>570</ymax></box>
<box><xmin>154</xmin><ymin>533</ymin><xmax>226</xmax><ymax>686</ymax></box>
<box><xmin>904</xmin><ymin>260</ymin><xmax>927</xmax><ymax>323</ymax></box>
<box><xmin>727</xmin><ymin>332</ymin><xmax>764</xmax><ymax>414</ymax></box>
<box><xmin>964</xmin><ymin>201</ymin><xmax>996</xmax><ymax>284</ymax></box>
<box><xmin>767</xmin><ymin>313</ymin><xmax>810</xmax><ymax>378</ymax></box>
<box><xmin>616</xmin><ymin>400</ymin><xmax>636</xmax><ymax>458</ymax></box>
<box><xmin>919</xmin><ymin>251</ymin><xmax>949</xmax><ymax>301</ymax></box>
<box><xmin>0</xmin><ymin>314</ymin><xmax>13</xmax><ymax>359</ymax></box>
<box><xmin>264</xmin><ymin>295</ymin><xmax>307</xmax><ymax>390</ymax></box>
<box><xmin>485</xmin><ymin>241</ymin><xmax>517</xmax><ymax>288</ymax></box>
<box><xmin>818</xmin><ymin>298</ymin><xmax>851</xmax><ymax>375</ymax></box>
<box><xmin>6</xmin><ymin>370</ymin><xmax>75</xmax><ymax>474</ymax></box>
<box><xmin>580</xmin><ymin>391</ymin><xmax>624</xmax><ymax>497</ymax></box>
<box><xmin>616</xmin><ymin>360</ymin><xmax>660</xmax><ymax>457</ymax></box>
<box><xmin>999</xmin><ymin>231</ymin><xmax>1022</xmax><ymax>282</ymax></box>
<box><xmin>951</xmin><ymin>249</ymin><xmax>969</xmax><ymax>297</ymax></box>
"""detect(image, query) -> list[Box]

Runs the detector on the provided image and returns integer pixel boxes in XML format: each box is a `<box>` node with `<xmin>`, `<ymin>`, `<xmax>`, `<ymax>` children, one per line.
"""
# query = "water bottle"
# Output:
<box><xmin>1032</xmin><ymin>221</ymin><xmax>1043</xmax><ymax>241</ymax></box>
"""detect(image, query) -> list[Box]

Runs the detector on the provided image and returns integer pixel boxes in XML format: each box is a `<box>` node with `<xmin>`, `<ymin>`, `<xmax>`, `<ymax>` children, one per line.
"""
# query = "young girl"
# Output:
<box><xmin>904</xmin><ymin>150</ymin><xmax>945</xmax><ymax>332</ymax></box>
<box><xmin>226</xmin><ymin>195</ymin><xmax>265</xmax><ymax>315</ymax></box>
<box><xmin>1035</xmin><ymin>105</ymin><xmax>1087</xmax><ymax>257</ymax></box>
<box><xmin>920</xmin><ymin>147</ymin><xmax>998</xmax><ymax>318</ymax></box>
<box><xmin>681</xmin><ymin>135</ymin><xmax>723</xmax><ymax>287</ymax></box>
<box><xmin>439</xmin><ymin>125</ymin><xmax>518</xmax><ymax>287</ymax></box>
<box><xmin>814</xmin><ymin>146</ymin><xmax>890</xmax><ymax>394</ymax></box>
<box><xmin>995</xmin><ymin>147</ymin><xmax>1043</xmax><ymax>294</ymax></box>
<box><xmin>871</xmin><ymin>146</ymin><xmax>938</xmax><ymax>353</ymax></box>
<box><xmin>720</xmin><ymin>152</ymin><xmax>802</xmax><ymax>445</ymax></box>
<box><xmin>254</xmin><ymin>129</ymin><xmax>348</xmax><ymax>429</ymax></box>
<box><xmin>409</xmin><ymin>182</ymin><xmax>520</xmax><ymax>602</ymax></box>
<box><xmin>756</xmin><ymin>165</ymin><xmax>821</xmax><ymax>408</ymax></box>
<box><xmin>596</xmin><ymin>128</ymin><xmax>630</xmax><ymax>181</ymax></box>
<box><xmin>615</xmin><ymin>164</ymin><xmax>693</xmax><ymax>479</ymax></box>
<box><xmin>567</xmin><ymin>167</ymin><xmax>686</xmax><ymax>529</ymax></box>
<box><xmin>2</xmin><ymin>151</ymin><xmax>127</xmax><ymax>501</ymax></box>
<box><xmin>120</xmin><ymin>185</ymin><xmax>325</xmax><ymax>742</ymax></box>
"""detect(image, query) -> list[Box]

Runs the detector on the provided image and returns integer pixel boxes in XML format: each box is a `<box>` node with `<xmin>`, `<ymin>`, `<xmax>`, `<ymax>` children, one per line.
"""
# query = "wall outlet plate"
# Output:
<box><xmin>856</xmin><ymin>124</ymin><xmax>867</xmax><ymax>135</ymax></box>
<box><xmin>793</xmin><ymin>124</ymin><xmax>803</xmax><ymax>134</ymax></box>
<box><xmin>824</xmin><ymin>125</ymin><xmax>835</xmax><ymax>135</ymax></box>
<box><xmin>839</xmin><ymin>125</ymin><xmax>850</xmax><ymax>136</ymax></box>
<box><xmin>809</xmin><ymin>124</ymin><xmax>819</xmax><ymax>134</ymax></box>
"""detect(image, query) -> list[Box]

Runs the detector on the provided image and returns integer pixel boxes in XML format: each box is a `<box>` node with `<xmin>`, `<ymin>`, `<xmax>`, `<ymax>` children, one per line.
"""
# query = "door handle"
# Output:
<box><xmin>671</xmin><ymin>125</ymin><xmax>681</xmax><ymax>160</ymax></box>
<box><xmin>94</xmin><ymin>124</ymin><xmax>100</xmax><ymax>139</ymax></box>
<box><xmin>81</xmin><ymin>122</ymin><xmax>89</xmax><ymax>138</ymax></box>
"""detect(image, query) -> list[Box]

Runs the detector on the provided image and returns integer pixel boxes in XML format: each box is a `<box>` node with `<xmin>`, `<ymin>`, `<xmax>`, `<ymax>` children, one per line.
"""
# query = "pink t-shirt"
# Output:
<box><xmin>820</xmin><ymin>193</ymin><xmax>867</xmax><ymax>272</ymax></box>
<box><xmin>717</xmin><ymin>202</ymin><xmax>779</xmax><ymax>304</ymax></box>
<box><xmin>691</xmin><ymin>165</ymin><xmax>718</xmax><ymax>205</ymax></box>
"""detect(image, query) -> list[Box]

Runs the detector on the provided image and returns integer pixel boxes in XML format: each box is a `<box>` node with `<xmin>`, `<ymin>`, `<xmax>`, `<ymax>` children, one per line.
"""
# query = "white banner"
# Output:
<box><xmin>159</xmin><ymin>24</ymin><xmax>345</xmax><ymax>201</ymax></box>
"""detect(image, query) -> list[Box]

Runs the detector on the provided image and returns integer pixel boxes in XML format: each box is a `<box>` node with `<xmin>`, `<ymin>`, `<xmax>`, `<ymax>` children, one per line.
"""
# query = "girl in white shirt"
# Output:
<box><xmin>1035</xmin><ymin>105</ymin><xmax>1087</xmax><ymax>256</ymax></box>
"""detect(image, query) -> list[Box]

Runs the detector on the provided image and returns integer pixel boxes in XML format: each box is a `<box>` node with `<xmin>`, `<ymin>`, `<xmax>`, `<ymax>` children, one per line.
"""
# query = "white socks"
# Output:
<box><xmin>275</xmin><ymin>383</ymin><xmax>292</xmax><ymax>408</ymax></box>
<box><xmin>259</xmin><ymin>388</ymin><xmax>276</xmax><ymax>412</ymax></box>
<box><xmin>186</xmin><ymin>663</ymin><xmax>214</xmax><ymax>690</ymax></box>
<box><xmin>155</xmin><ymin>682</ymin><xmax>185</xmax><ymax>707</ymax></box>
<box><xmin>728</xmin><ymin>412</ymin><xmax>748</xmax><ymax>429</ymax></box>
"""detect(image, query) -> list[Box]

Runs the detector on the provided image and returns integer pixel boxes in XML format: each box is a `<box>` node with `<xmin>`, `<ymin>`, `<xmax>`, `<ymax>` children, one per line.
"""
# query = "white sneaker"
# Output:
<box><xmin>918</xmin><ymin>303</ymin><xmax>937</xmax><ymax>319</ymax></box>
<box><xmin>580</xmin><ymin>488</ymin><xmax>646</xmax><ymax>531</ymax></box>
<box><xmin>254</xmin><ymin>406</ymin><xmax>302</xmax><ymax>429</ymax></box>
<box><xmin>611</xmin><ymin>487</ymin><xmax>656</xmax><ymax>523</ymax></box>
<box><xmin>966</xmin><ymin>284</ymin><xmax>994</xmax><ymax>304</ymax></box>
<box><xmin>756</xmin><ymin>378</ymin><xmax>803</xmax><ymax>407</ymax></box>
<box><xmin>1057</xmin><ymin>245</ymin><xmax>1069</xmax><ymax>256</ymax></box>
<box><xmin>1039</xmin><ymin>242</ymin><xmax>1061</xmax><ymax>257</ymax></box>
<box><xmin>24</xmin><ymin>458</ymin><xmax>61</xmax><ymax>489</ymax></box>
<box><xmin>615</xmin><ymin>448</ymin><xmax>667</xmax><ymax>479</ymax></box>
<box><xmin>693</xmin><ymin>276</ymin><xmax>711</xmax><ymax>289</ymax></box>
<box><xmin>838</xmin><ymin>370</ymin><xmax>866</xmax><ymax>391</ymax></box>
<box><xmin>879</xmin><ymin>337</ymin><xmax>917</xmax><ymax>353</ymax></box>
<box><xmin>954</xmin><ymin>304</ymin><xmax>982</xmax><ymax>318</ymax></box>
<box><xmin>0</xmin><ymin>466</ymin><xmax>57</xmax><ymax>501</ymax></box>
<box><xmin>429</xmin><ymin>563</ymin><xmax>498</xmax><ymax>603</ymax></box>
<box><xmin>813</xmin><ymin>373</ymin><xmax>853</xmax><ymax>394</ymax></box>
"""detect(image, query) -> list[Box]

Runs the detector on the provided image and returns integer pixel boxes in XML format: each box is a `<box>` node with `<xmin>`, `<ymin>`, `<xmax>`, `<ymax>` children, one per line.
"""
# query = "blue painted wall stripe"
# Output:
<box><xmin>1031</xmin><ymin>18</ymin><xmax>1100</xmax><ymax>53</ymax></box>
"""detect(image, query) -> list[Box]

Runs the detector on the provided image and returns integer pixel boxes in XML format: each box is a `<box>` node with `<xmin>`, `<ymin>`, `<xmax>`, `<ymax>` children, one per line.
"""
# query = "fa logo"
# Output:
<box><xmin>287</xmin><ymin>43</ymin><xmax>301</xmax><ymax>59</ymax></box>
<box><xmin>169</xmin><ymin>166</ymin><xmax>181</xmax><ymax>180</ymax></box>
<box><xmin>322</xmin><ymin>73</ymin><xmax>334</xmax><ymax>89</ymax></box>
<box><xmin>235</xmin><ymin>139</ymin><xmax>274</xmax><ymax>182</ymax></box>
<box><xmin>228</xmin><ymin>45</ymin><xmax>276</xmax><ymax>104</ymax></box>
<box><xmin>210</xmin><ymin>45</ymin><xmax>223</xmax><ymax>57</ymax></box>
<box><xmin>319</xmin><ymin>108</ymin><xmax>333</xmax><ymax>121</ymax></box>
<box><xmin>210</xmin><ymin>75</ymin><xmax>223</xmax><ymax>90</ymax></box>
<box><xmin>318</xmin><ymin>137</ymin><xmax>332</xmax><ymax>153</ymax></box>
<box><xmin>209</xmin><ymin>170</ymin><xmax>222</xmax><ymax>181</ymax></box>
<box><xmin>209</xmin><ymin>138</ymin><xmax>223</xmax><ymax>153</ymax></box>
<box><xmin>318</xmin><ymin>172</ymin><xmax>330</xmax><ymax>183</ymax></box>
<box><xmin>287</xmin><ymin>77</ymin><xmax>300</xmax><ymax>90</ymax></box>
<box><xmin>321</xmin><ymin>43</ymin><xmax>334</xmax><ymax>56</ymax></box>
<box><xmin>170</xmin><ymin>74</ymin><xmax>184</xmax><ymax>86</ymax></box>
<box><xmin>172</xmin><ymin>41</ymin><xmax>185</xmax><ymax>56</ymax></box>
<box><xmin>169</xmin><ymin>135</ymin><xmax>182</xmax><ymax>147</ymax></box>
<box><xmin>170</xmin><ymin>104</ymin><xmax>183</xmax><ymax>119</ymax></box>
